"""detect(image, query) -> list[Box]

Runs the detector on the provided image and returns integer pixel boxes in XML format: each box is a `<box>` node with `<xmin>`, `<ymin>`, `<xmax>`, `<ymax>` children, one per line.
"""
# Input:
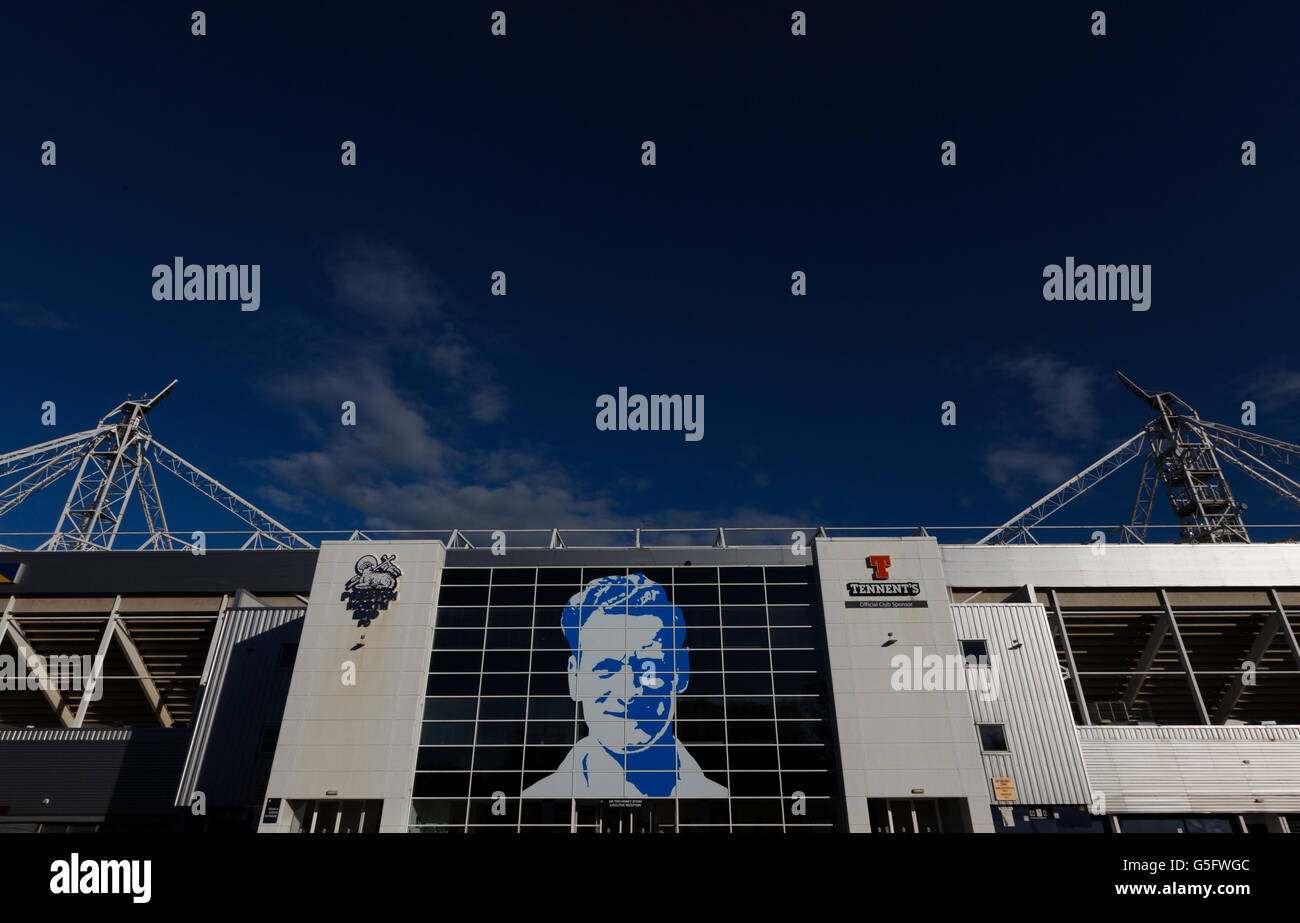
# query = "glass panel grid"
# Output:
<box><xmin>413</xmin><ymin>565</ymin><xmax>840</xmax><ymax>832</ymax></box>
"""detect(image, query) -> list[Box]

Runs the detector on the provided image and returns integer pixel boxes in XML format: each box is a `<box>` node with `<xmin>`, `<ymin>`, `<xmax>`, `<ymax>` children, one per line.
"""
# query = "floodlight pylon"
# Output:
<box><xmin>980</xmin><ymin>372</ymin><xmax>1300</xmax><ymax>545</ymax></box>
<box><xmin>0</xmin><ymin>382</ymin><xmax>313</xmax><ymax>550</ymax></box>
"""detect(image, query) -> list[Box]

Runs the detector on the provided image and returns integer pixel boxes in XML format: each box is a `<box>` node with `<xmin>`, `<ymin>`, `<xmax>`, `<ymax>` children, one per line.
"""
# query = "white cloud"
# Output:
<box><xmin>326</xmin><ymin>242</ymin><xmax>441</xmax><ymax>326</ymax></box>
<box><xmin>1248</xmin><ymin>369</ymin><xmax>1300</xmax><ymax>410</ymax></box>
<box><xmin>996</xmin><ymin>354</ymin><xmax>1101</xmax><ymax>441</ymax></box>
<box><xmin>0</xmin><ymin>300</ymin><xmax>68</xmax><ymax>330</ymax></box>
<box><xmin>425</xmin><ymin>333</ymin><xmax>508</xmax><ymax>423</ymax></box>
<box><xmin>264</xmin><ymin>358</ymin><xmax>455</xmax><ymax>475</ymax></box>
<box><xmin>254</xmin><ymin>242</ymin><xmax>803</xmax><ymax>531</ymax></box>
<box><xmin>984</xmin><ymin>445</ymin><xmax>1078</xmax><ymax>493</ymax></box>
<box><xmin>254</xmin><ymin>244</ymin><xmax>611</xmax><ymax>527</ymax></box>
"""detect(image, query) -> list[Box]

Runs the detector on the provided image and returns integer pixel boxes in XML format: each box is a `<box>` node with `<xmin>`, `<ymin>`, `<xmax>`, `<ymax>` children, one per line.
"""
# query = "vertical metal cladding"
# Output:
<box><xmin>175</xmin><ymin>606</ymin><xmax>306</xmax><ymax>807</ymax></box>
<box><xmin>950</xmin><ymin>603</ymin><xmax>1092</xmax><ymax>807</ymax></box>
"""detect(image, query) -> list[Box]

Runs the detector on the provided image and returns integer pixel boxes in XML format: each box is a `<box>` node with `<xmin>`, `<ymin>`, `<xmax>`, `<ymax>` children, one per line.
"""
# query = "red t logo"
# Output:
<box><xmin>867</xmin><ymin>555</ymin><xmax>891</xmax><ymax>579</ymax></box>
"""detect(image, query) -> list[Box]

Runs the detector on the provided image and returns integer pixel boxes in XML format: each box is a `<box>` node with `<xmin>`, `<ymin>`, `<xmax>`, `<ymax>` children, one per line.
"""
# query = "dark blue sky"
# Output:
<box><xmin>3</xmin><ymin>2</ymin><xmax>1298</xmax><ymax>545</ymax></box>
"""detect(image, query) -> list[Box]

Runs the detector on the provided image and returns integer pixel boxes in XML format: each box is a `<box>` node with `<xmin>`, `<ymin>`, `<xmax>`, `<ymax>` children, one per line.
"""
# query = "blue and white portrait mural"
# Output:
<box><xmin>523</xmin><ymin>574</ymin><xmax>728</xmax><ymax>798</ymax></box>
<box><xmin>415</xmin><ymin>562</ymin><xmax>839</xmax><ymax>830</ymax></box>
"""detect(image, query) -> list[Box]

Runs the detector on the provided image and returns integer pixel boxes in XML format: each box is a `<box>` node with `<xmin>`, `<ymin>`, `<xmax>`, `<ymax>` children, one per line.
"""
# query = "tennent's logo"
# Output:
<box><xmin>846</xmin><ymin>555</ymin><xmax>925</xmax><ymax>607</ymax></box>
<box><xmin>340</xmin><ymin>553</ymin><xmax>402</xmax><ymax>627</ymax></box>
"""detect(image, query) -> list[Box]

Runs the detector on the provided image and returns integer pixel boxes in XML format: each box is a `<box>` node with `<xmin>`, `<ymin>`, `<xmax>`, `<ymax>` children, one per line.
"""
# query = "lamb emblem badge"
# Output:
<box><xmin>341</xmin><ymin>553</ymin><xmax>402</xmax><ymax>626</ymax></box>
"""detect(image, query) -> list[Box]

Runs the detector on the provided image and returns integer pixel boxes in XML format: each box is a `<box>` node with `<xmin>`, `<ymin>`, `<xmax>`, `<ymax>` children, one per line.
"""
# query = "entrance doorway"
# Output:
<box><xmin>577</xmin><ymin>799</ymin><xmax>677</xmax><ymax>833</ymax></box>
<box><xmin>867</xmin><ymin>797</ymin><xmax>971</xmax><ymax>833</ymax></box>
<box><xmin>289</xmin><ymin>799</ymin><xmax>382</xmax><ymax>832</ymax></box>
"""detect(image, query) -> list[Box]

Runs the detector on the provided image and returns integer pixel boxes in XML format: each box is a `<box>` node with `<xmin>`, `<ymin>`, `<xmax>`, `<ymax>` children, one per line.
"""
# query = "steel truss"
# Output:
<box><xmin>0</xmin><ymin>382</ymin><xmax>312</xmax><ymax>551</ymax></box>
<box><xmin>5</xmin><ymin>376</ymin><xmax>1300</xmax><ymax>551</ymax></box>
<box><xmin>980</xmin><ymin>372</ymin><xmax>1300</xmax><ymax>545</ymax></box>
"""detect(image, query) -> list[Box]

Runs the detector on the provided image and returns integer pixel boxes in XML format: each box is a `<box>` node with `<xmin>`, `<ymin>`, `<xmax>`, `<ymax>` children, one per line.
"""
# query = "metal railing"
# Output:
<box><xmin>2</xmin><ymin>523</ymin><xmax>1300</xmax><ymax>551</ymax></box>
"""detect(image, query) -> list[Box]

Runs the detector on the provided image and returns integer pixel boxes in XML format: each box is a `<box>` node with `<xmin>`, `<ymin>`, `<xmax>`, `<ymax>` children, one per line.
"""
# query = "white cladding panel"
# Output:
<box><xmin>950</xmin><ymin>604</ymin><xmax>1092</xmax><ymax>806</ymax></box>
<box><xmin>941</xmin><ymin>543</ymin><xmax>1300</xmax><ymax>589</ymax></box>
<box><xmin>1077</xmin><ymin>725</ymin><xmax>1300</xmax><ymax>814</ymax></box>
<box><xmin>261</xmin><ymin>541</ymin><xmax>445</xmax><ymax>833</ymax></box>
<box><xmin>816</xmin><ymin>537</ymin><xmax>993</xmax><ymax>832</ymax></box>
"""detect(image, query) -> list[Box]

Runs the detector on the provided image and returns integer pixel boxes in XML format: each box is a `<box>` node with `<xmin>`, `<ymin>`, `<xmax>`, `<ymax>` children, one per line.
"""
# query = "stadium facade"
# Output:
<box><xmin>1</xmin><ymin>533</ymin><xmax>1298</xmax><ymax>834</ymax></box>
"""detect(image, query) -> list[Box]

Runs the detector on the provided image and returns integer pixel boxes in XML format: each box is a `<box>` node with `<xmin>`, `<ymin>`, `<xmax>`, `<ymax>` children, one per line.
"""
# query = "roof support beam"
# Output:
<box><xmin>112</xmin><ymin>617</ymin><xmax>173</xmax><ymax>728</ymax></box>
<box><xmin>1212</xmin><ymin>609</ymin><xmax>1283</xmax><ymax>724</ymax></box>
<box><xmin>1267</xmin><ymin>588</ymin><xmax>1300</xmax><ymax>673</ymax></box>
<box><xmin>2</xmin><ymin>610</ymin><xmax>77</xmax><ymax>727</ymax></box>
<box><xmin>1159</xmin><ymin>589</ymin><xmax>1210</xmax><ymax>725</ymax></box>
<box><xmin>1120</xmin><ymin>610</ymin><xmax>1170</xmax><ymax>707</ymax></box>
<box><xmin>1047</xmin><ymin>589</ymin><xmax>1090</xmax><ymax>726</ymax></box>
<box><xmin>73</xmin><ymin>595</ymin><xmax>120</xmax><ymax>728</ymax></box>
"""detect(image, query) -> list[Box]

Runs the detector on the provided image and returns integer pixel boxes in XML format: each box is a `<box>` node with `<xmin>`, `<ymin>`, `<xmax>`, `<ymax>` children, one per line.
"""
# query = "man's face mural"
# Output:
<box><xmin>564</xmin><ymin>575</ymin><xmax>689</xmax><ymax>753</ymax></box>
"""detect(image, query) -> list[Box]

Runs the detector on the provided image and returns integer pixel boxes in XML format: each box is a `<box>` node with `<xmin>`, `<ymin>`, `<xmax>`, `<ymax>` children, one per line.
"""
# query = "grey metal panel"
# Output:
<box><xmin>0</xmin><ymin>727</ymin><xmax>132</xmax><ymax>741</ymax></box>
<box><xmin>942</xmin><ymin>543</ymin><xmax>1300</xmax><ymax>589</ymax></box>
<box><xmin>0</xmin><ymin>549</ymin><xmax>318</xmax><ymax>595</ymax></box>
<box><xmin>1078</xmin><ymin>725</ymin><xmax>1300</xmax><ymax>813</ymax></box>
<box><xmin>951</xmin><ymin>603</ymin><xmax>1092</xmax><ymax>806</ymax></box>
<box><xmin>1078</xmin><ymin>725</ymin><xmax>1300</xmax><ymax>742</ymax></box>
<box><xmin>0</xmin><ymin>545</ymin><xmax>805</xmax><ymax>596</ymax></box>
<box><xmin>443</xmin><ymin>547</ymin><xmax>808</xmax><ymax>567</ymax></box>
<box><xmin>0</xmin><ymin>727</ymin><xmax>189</xmax><ymax>820</ymax></box>
<box><xmin>175</xmin><ymin>606</ymin><xmax>306</xmax><ymax>808</ymax></box>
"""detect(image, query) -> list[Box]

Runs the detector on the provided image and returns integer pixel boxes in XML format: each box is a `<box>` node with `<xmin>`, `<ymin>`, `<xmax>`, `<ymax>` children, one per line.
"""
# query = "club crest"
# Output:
<box><xmin>341</xmin><ymin>553</ymin><xmax>401</xmax><ymax>626</ymax></box>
